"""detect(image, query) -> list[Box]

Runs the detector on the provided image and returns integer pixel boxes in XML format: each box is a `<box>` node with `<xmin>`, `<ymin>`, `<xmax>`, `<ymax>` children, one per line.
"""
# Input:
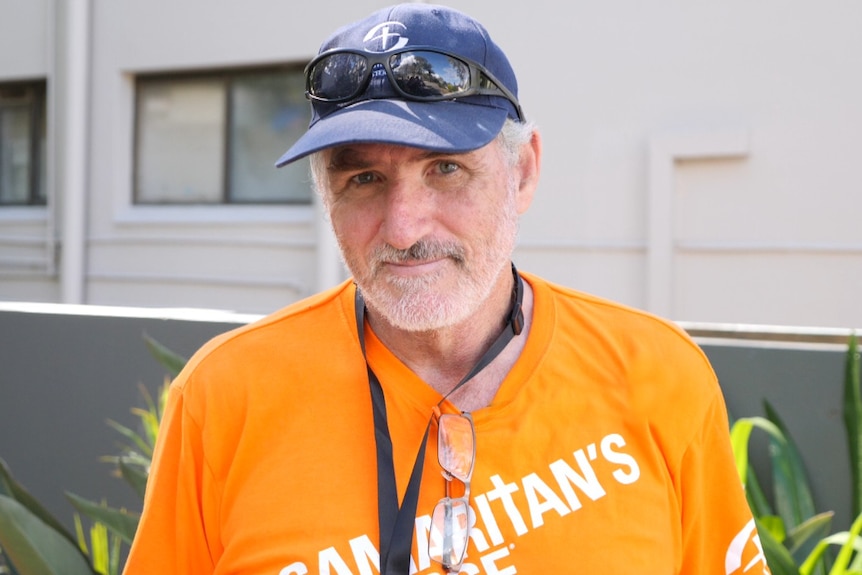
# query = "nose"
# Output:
<box><xmin>379</xmin><ymin>179</ymin><xmax>435</xmax><ymax>250</ymax></box>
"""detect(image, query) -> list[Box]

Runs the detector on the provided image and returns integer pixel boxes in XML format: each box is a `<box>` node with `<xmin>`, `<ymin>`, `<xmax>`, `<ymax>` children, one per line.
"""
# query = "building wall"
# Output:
<box><xmin>0</xmin><ymin>0</ymin><xmax>56</xmax><ymax>300</ymax></box>
<box><xmin>1</xmin><ymin>0</ymin><xmax>861</xmax><ymax>326</ymax></box>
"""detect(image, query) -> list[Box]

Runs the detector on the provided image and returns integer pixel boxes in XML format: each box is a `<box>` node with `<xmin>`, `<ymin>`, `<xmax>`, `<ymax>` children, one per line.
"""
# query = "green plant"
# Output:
<box><xmin>730</xmin><ymin>333</ymin><xmax>862</xmax><ymax>574</ymax></box>
<box><xmin>60</xmin><ymin>378</ymin><xmax>163</xmax><ymax>574</ymax></box>
<box><xmin>0</xmin><ymin>334</ymin><xmax>186</xmax><ymax>575</ymax></box>
<box><xmin>0</xmin><ymin>457</ymin><xmax>95</xmax><ymax>575</ymax></box>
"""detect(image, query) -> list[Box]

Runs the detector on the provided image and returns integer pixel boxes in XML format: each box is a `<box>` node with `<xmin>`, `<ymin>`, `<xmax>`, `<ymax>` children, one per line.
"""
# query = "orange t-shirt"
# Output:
<box><xmin>124</xmin><ymin>272</ymin><xmax>769</xmax><ymax>575</ymax></box>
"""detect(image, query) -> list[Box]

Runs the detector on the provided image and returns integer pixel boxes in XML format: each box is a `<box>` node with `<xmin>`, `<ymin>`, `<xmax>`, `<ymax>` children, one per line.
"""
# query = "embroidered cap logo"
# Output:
<box><xmin>362</xmin><ymin>21</ymin><xmax>409</xmax><ymax>52</ymax></box>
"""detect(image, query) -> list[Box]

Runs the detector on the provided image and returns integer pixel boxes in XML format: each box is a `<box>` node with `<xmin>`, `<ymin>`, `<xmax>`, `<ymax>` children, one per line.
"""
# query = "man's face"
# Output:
<box><xmin>319</xmin><ymin>139</ymin><xmax>527</xmax><ymax>332</ymax></box>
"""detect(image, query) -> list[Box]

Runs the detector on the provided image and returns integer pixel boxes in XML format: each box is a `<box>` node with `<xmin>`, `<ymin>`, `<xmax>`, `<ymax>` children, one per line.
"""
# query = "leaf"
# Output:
<box><xmin>765</xmin><ymin>401</ymin><xmax>817</xmax><ymax>531</ymax></box>
<box><xmin>73</xmin><ymin>514</ymin><xmax>88</xmax><ymax>556</ymax></box>
<box><xmin>845</xmin><ymin>333</ymin><xmax>862</xmax><ymax>519</ymax></box>
<box><xmin>730</xmin><ymin>419</ymin><xmax>756</xmax><ymax>482</ymax></box>
<box><xmin>89</xmin><ymin>522</ymin><xmax>108</xmax><ymax>575</ymax></box>
<box><xmin>0</xmin><ymin>494</ymin><xmax>95</xmax><ymax>575</ymax></box>
<box><xmin>104</xmin><ymin>420</ymin><xmax>152</xmax><ymax>458</ymax></box>
<box><xmin>786</xmin><ymin>512</ymin><xmax>834</xmax><ymax>566</ymax></box>
<box><xmin>157</xmin><ymin>379</ymin><xmax>169</xmax><ymax>422</ymax></box>
<box><xmin>801</xmin><ymin>531</ymin><xmax>862</xmax><ymax>575</ymax></box>
<box><xmin>849</xmin><ymin>542</ymin><xmax>862</xmax><ymax>571</ymax></box>
<box><xmin>109</xmin><ymin>533</ymin><xmax>121</xmax><ymax>575</ymax></box>
<box><xmin>800</xmin><ymin>539</ymin><xmax>836</xmax><ymax>575</ymax></box>
<box><xmin>756</xmin><ymin>517</ymin><xmax>802</xmax><ymax>575</ymax></box>
<box><xmin>830</xmin><ymin>509</ymin><xmax>862</xmax><ymax>573</ymax></box>
<box><xmin>759</xmin><ymin>514</ymin><xmax>788</xmax><ymax>543</ymax></box>
<box><xmin>64</xmin><ymin>493</ymin><xmax>140</xmax><ymax>545</ymax></box>
<box><xmin>143</xmin><ymin>333</ymin><xmax>187</xmax><ymax>378</ymax></box>
<box><xmin>102</xmin><ymin>452</ymin><xmax>150</xmax><ymax>470</ymax></box>
<box><xmin>746</xmin><ymin>463</ymin><xmax>775</xmax><ymax>519</ymax></box>
<box><xmin>0</xmin><ymin>459</ymin><xmax>78</xmax><ymax>549</ymax></box>
<box><xmin>799</xmin><ymin>531</ymin><xmax>862</xmax><ymax>575</ymax></box>
<box><xmin>1</xmin><ymin>547</ymin><xmax>24</xmax><ymax>575</ymax></box>
<box><xmin>730</xmin><ymin>417</ymin><xmax>787</xmax><ymax>482</ymax></box>
<box><xmin>129</xmin><ymin>405</ymin><xmax>161</xmax><ymax>455</ymax></box>
<box><xmin>117</xmin><ymin>459</ymin><xmax>148</xmax><ymax>500</ymax></box>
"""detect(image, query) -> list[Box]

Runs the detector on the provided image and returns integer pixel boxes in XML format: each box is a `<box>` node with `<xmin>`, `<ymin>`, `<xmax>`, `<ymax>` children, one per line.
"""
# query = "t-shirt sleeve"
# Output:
<box><xmin>678</xmin><ymin>390</ymin><xmax>772</xmax><ymax>575</ymax></box>
<box><xmin>122</xmin><ymin>380</ymin><xmax>217</xmax><ymax>575</ymax></box>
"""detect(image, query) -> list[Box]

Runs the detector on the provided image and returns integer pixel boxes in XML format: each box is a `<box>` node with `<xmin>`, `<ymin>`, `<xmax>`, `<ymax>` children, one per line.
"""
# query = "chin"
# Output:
<box><xmin>370</xmin><ymin>288</ymin><xmax>478</xmax><ymax>333</ymax></box>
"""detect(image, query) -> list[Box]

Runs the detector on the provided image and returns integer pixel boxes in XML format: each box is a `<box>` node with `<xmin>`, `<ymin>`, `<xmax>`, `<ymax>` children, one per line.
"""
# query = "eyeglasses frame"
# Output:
<box><xmin>304</xmin><ymin>46</ymin><xmax>525</xmax><ymax>122</ymax></box>
<box><xmin>430</xmin><ymin>411</ymin><xmax>476</xmax><ymax>573</ymax></box>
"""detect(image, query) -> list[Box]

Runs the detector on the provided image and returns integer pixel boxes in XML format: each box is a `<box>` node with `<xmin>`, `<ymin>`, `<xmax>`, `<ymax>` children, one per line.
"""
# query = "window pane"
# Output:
<box><xmin>136</xmin><ymin>78</ymin><xmax>226</xmax><ymax>203</ymax></box>
<box><xmin>229</xmin><ymin>71</ymin><xmax>311</xmax><ymax>203</ymax></box>
<box><xmin>0</xmin><ymin>102</ymin><xmax>32</xmax><ymax>205</ymax></box>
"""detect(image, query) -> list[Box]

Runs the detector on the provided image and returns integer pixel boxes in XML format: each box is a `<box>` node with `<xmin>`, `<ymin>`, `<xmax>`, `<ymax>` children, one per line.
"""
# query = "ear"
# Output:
<box><xmin>515</xmin><ymin>130</ymin><xmax>542</xmax><ymax>214</ymax></box>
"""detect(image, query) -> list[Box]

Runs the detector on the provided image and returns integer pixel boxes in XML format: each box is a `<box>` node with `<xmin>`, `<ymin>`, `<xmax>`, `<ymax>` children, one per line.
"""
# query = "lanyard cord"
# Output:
<box><xmin>354</xmin><ymin>264</ymin><xmax>524</xmax><ymax>575</ymax></box>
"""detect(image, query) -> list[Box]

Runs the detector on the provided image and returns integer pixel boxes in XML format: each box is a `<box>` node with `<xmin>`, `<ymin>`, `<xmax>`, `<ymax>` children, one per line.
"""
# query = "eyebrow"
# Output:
<box><xmin>326</xmin><ymin>149</ymin><xmax>370</xmax><ymax>173</ymax></box>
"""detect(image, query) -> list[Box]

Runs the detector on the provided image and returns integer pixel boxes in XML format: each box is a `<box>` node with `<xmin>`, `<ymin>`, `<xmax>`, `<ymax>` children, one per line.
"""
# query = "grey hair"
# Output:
<box><xmin>309</xmin><ymin>118</ymin><xmax>536</xmax><ymax>198</ymax></box>
<box><xmin>497</xmin><ymin>118</ymin><xmax>537</xmax><ymax>168</ymax></box>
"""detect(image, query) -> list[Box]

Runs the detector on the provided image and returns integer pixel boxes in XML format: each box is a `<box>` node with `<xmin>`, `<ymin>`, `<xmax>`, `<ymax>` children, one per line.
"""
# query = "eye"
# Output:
<box><xmin>438</xmin><ymin>161</ymin><xmax>460</xmax><ymax>174</ymax></box>
<box><xmin>350</xmin><ymin>171</ymin><xmax>378</xmax><ymax>185</ymax></box>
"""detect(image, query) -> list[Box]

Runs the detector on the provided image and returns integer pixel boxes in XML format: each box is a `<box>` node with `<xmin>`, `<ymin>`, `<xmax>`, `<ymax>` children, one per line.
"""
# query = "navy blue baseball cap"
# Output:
<box><xmin>275</xmin><ymin>3</ymin><xmax>523</xmax><ymax>167</ymax></box>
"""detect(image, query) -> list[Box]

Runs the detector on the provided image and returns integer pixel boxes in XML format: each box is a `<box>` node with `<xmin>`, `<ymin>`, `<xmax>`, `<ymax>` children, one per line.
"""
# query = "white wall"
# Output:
<box><xmin>1</xmin><ymin>0</ymin><xmax>860</xmax><ymax>326</ymax></box>
<box><xmin>0</xmin><ymin>0</ymin><xmax>55</xmax><ymax>301</ymax></box>
<box><xmin>0</xmin><ymin>0</ymin><xmax>50</xmax><ymax>76</ymax></box>
<box><xmin>499</xmin><ymin>0</ymin><xmax>862</xmax><ymax>327</ymax></box>
<box><xmin>85</xmin><ymin>0</ymin><xmax>338</xmax><ymax>313</ymax></box>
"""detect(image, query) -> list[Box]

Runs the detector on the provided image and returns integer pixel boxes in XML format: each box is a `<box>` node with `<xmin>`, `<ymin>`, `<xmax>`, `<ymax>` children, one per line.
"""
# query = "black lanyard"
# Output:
<box><xmin>353</xmin><ymin>264</ymin><xmax>524</xmax><ymax>575</ymax></box>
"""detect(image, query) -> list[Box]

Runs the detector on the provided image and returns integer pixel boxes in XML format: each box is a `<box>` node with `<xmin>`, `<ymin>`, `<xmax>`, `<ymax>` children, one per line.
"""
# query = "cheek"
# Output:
<box><xmin>329</xmin><ymin>204</ymin><xmax>379</xmax><ymax>254</ymax></box>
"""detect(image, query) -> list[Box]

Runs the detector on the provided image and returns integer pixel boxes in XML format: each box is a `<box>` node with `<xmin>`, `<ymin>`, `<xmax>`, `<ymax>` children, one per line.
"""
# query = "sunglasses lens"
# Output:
<box><xmin>438</xmin><ymin>414</ymin><xmax>475</xmax><ymax>482</ymax></box>
<box><xmin>429</xmin><ymin>498</ymin><xmax>471</xmax><ymax>569</ymax></box>
<box><xmin>305</xmin><ymin>49</ymin><xmax>521</xmax><ymax>120</ymax></box>
<box><xmin>308</xmin><ymin>53</ymin><xmax>368</xmax><ymax>100</ymax></box>
<box><xmin>389</xmin><ymin>51</ymin><xmax>471</xmax><ymax>98</ymax></box>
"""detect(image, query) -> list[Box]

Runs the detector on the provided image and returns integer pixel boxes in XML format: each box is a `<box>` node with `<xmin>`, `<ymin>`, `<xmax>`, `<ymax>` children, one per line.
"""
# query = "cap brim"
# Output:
<box><xmin>275</xmin><ymin>99</ymin><xmax>509</xmax><ymax>167</ymax></box>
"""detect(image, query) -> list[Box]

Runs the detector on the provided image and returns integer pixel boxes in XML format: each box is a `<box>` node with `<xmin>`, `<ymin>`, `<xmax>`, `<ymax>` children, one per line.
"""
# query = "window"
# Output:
<box><xmin>134</xmin><ymin>66</ymin><xmax>311</xmax><ymax>205</ymax></box>
<box><xmin>0</xmin><ymin>81</ymin><xmax>47</xmax><ymax>206</ymax></box>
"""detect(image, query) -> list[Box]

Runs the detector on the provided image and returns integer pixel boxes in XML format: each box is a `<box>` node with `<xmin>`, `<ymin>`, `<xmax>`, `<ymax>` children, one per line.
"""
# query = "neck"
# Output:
<box><xmin>366</xmin><ymin>268</ymin><xmax>533</xmax><ymax>410</ymax></box>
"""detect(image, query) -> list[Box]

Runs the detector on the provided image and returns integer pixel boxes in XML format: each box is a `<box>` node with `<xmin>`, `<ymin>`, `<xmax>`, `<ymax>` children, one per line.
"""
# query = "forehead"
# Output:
<box><xmin>323</xmin><ymin>140</ymin><xmax>501</xmax><ymax>169</ymax></box>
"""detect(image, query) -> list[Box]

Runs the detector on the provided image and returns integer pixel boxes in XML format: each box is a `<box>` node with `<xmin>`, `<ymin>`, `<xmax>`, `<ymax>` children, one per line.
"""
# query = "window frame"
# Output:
<box><xmin>132</xmin><ymin>64</ymin><xmax>310</xmax><ymax>206</ymax></box>
<box><xmin>0</xmin><ymin>79</ymin><xmax>47</xmax><ymax>207</ymax></box>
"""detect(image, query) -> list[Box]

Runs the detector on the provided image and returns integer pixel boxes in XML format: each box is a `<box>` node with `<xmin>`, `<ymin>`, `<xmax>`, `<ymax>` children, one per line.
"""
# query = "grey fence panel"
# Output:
<box><xmin>700</xmin><ymin>338</ymin><xmax>851</xmax><ymax>530</ymax></box>
<box><xmin>0</xmin><ymin>307</ymin><xmax>247</xmax><ymax>532</ymax></box>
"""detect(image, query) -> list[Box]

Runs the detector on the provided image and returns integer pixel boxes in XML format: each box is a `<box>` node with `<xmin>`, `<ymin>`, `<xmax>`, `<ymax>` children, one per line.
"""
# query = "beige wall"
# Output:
<box><xmin>1</xmin><ymin>0</ymin><xmax>861</xmax><ymax>326</ymax></box>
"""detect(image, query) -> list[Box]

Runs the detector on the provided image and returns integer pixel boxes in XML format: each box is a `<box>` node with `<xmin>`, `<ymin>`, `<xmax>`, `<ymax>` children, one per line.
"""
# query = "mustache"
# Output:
<box><xmin>370</xmin><ymin>240</ymin><xmax>465</xmax><ymax>269</ymax></box>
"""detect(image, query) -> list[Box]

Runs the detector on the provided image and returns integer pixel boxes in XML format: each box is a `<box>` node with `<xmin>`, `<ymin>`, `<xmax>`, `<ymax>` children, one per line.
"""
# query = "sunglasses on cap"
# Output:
<box><xmin>305</xmin><ymin>46</ymin><xmax>525</xmax><ymax>122</ymax></box>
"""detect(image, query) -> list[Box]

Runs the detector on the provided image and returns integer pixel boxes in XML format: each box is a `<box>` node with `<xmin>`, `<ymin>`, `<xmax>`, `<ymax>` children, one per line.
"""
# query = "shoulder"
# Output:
<box><xmin>527</xmin><ymin>271</ymin><xmax>709</xmax><ymax>359</ymax></box>
<box><xmin>522</xmin><ymin>271</ymin><xmax>728</xmax><ymax>465</ymax></box>
<box><xmin>172</xmin><ymin>280</ymin><xmax>360</xmax><ymax>395</ymax></box>
<box><xmin>523</xmin><ymin>271</ymin><xmax>719</xmax><ymax>399</ymax></box>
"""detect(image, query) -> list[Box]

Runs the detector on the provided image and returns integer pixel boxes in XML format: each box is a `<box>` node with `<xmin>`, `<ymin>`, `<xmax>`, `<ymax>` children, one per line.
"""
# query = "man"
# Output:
<box><xmin>124</xmin><ymin>4</ymin><xmax>769</xmax><ymax>574</ymax></box>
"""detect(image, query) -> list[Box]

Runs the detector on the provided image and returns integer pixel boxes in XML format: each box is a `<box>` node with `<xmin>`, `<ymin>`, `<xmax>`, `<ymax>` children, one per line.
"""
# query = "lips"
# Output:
<box><xmin>382</xmin><ymin>257</ymin><xmax>448</xmax><ymax>278</ymax></box>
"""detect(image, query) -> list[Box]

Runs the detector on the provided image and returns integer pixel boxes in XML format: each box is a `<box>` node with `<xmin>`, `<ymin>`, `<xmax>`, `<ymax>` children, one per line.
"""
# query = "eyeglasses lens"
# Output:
<box><xmin>429</xmin><ymin>413</ymin><xmax>475</xmax><ymax>572</ymax></box>
<box><xmin>437</xmin><ymin>413</ymin><xmax>475</xmax><ymax>482</ymax></box>
<box><xmin>430</xmin><ymin>497</ymin><xmax>471</xmax><ymax>570</ymax></box>
<box><xmin>390</xmin><ymin>51</ymin><xmax>471</xmax><ymax>98</ymax></box>
<box><xmin>309</xmin><ymin>53</ymin><xmax>368</xmax><ymax>100</ymax></box>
